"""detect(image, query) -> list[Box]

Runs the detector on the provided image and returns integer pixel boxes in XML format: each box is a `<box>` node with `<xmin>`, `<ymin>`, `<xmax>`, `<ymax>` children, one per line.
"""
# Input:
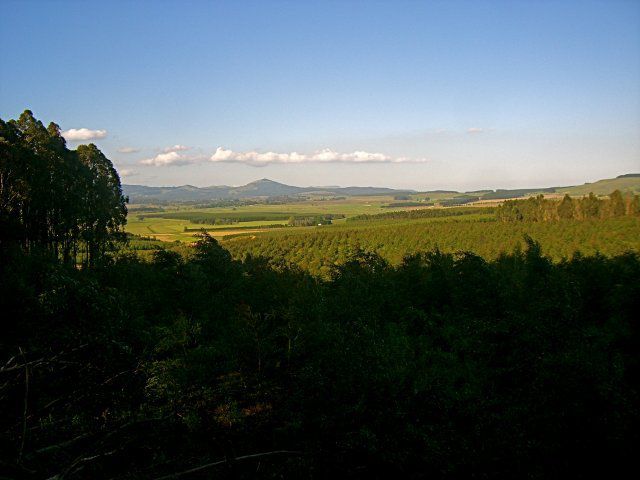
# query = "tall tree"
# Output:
<box><xmin>609</xmin><ymin>190</ymin><xmax>626</xmax><ymax>217</ymax></box>
<box><xmin>0</xmin><ymin>110</ymin><xmax>127</xmax><ymax>265</ymax></box>
<box><xmin>557</xmin><ymin>194</ymin><xmax>575</xmax><ymax>220</ymax></box>
<box><xmin>76</xmin><ymin>143</ymin><xmax>127</xmax><ymax>266</ymax></box>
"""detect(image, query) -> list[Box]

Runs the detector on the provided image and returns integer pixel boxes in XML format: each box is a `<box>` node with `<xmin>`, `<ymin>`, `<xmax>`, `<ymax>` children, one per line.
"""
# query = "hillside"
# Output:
<box><xmin>557</xmin><ymin>175</ymin><xmax>640</xmax><ymax>196</ymax></box>
<box><xmin>123</xmin><ymin>178</ymin><xmax>415</xmax><ymax>203</ymax></box>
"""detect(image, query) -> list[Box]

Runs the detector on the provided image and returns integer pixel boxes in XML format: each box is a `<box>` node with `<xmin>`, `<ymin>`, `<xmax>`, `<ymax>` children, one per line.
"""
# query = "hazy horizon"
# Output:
<box><xmin>122</xmin><ymin>172</ymin><xmax>638</xmax><ymax>193</ymax></box>
<box><xmin>1</xmin><ymin>0</ymin><xmax>639</xmax><ymax>190</ymax></box>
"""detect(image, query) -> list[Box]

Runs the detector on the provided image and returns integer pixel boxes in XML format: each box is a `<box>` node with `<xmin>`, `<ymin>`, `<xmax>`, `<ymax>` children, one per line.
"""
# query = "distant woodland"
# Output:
<box><xmin>1</xmin><ymin>112</ymin><xmax>638</xmax><ymax>478</ymax></box>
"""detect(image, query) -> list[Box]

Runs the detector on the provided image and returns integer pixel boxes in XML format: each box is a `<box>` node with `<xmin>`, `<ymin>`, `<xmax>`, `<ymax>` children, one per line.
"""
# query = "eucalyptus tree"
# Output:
<box><xmin>0</xmin><ymin>110</ymin><xmax>127</xmax><ymax>265</ymax></box>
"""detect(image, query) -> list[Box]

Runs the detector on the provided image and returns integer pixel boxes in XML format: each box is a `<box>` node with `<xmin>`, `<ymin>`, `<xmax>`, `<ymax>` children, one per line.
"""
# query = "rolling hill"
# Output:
<box><xmin>557</xmin><ymin>174</ymin><xmax>640</xmax><ymax>196</ymax></box>
<box><xmin>122</xmin><ymin>174</ymin><xmax>640</xmax><ymax>204</ymax></box>
<box><xmin>123</xmin><ymin>178</ymin><xmax>414</xmax><ymax>203</ymax></box>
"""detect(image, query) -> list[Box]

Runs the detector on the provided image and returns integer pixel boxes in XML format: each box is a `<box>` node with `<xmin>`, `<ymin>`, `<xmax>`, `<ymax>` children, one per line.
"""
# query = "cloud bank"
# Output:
<box><xmin>139</xmin><ymin>146</ymin><xmax>426</xmax><ymax>167</ymax></box>
<box><xmin>62</xmin><ymin>128</ymin><xmax>107</xmax><ymax>141</ymax></box>
<box><xmin>209</xmin><ymin>147</ymin><xmax>425</xmax><ymax>166</ymax></box>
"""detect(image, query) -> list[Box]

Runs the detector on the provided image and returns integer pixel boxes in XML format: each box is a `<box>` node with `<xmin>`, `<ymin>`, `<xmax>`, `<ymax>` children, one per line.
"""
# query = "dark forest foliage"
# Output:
<box><xmin>2</xmin><ymin>236</ymin><xmax>638</xmax><ymax>479</ymax></box>
<box><xmin>1</xmin><ymin>112</ymin><xmax>638</xmax><ymax>479</ymax></box>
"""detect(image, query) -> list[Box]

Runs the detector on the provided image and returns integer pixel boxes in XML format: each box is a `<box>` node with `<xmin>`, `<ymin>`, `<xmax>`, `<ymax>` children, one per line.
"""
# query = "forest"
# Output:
<box><xmin>496</xmin><ymin>192</ymin><xmax>639</xmax><ymax>221</ymax></box>
<box><xmin>1</xmin><ymin>112</ymin><xmax>639</xmax><ymax>478</ymax></box>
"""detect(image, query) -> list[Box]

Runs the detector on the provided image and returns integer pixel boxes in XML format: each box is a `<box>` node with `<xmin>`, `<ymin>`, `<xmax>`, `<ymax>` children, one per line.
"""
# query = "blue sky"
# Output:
<box><xmin>1</xmin><ymin>0</ymin><xmax>639</xmax><ymax>190</ymax></box>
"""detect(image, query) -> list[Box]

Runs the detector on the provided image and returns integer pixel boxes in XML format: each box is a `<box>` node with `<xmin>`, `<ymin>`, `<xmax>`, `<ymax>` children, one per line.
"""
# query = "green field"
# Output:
<box><xmin>125</xmin><ymin>195</ymin><xmax>440</xmax><ymax>242</ymax></box>
<box><xmin>127</xmin><ymin>216</ymin><xmax>292</xmax><ymax>242</ymax></box>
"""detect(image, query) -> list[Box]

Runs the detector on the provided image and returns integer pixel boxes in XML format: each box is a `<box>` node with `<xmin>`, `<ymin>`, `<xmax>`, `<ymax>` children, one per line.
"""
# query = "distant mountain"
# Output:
<box><xmin>123</xmin><ymin>184</ymin><xmax>233</xmax><ymax>202</ymax></box>
<box><xmin>122</xmin><ymin>174</ymin><xmax>640</xmax><ymax>204</ymax></box>
<box><xmin>123</xmin><ymin>178</ymin><xmax>415</xmax><ymax>203</ymax></box>
<box><xmin>230</xmin><ymin>178</ymin><xmax>306</xmax><ymax>197</ymax></box>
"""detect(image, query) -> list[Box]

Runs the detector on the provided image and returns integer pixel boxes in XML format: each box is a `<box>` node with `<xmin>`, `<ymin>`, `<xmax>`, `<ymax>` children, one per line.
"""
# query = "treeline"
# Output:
<box><xmin>383</xmin><ymin>201</ymin><xmax>433</xmax><ymax>208</ymax></box>
<box><xmin>183</xmin><ymin>223</ymin><xmax>287</xmax><ymax>232</ymax></box>
<box><xmin>348</xmin><ymin>206</ymin><xmax>496</xmax><ymax>222</ymax></box>
<box><xmin>497</xmin><ymin>191</ymin><xmax>640</xmax><ymax>222</ymax></box>
<box><xmin>128</xmin><ymin>206</ymin><xmax>166</xmax><ymax>213</ymax></box>
<box><xmin>439</xmin><ymin>195</ymin><xmax>479</xmax><ymax>206</ymax></box>
<box><xmin>140</xmin><ymin>211</ymin><xmax>345</xmax><ymax>226</ymax></box>
<box><xmin>142</xmin><ymin>211</ymin><xmax>337</xmax><ymax>225</ymax></box>
<box><xmin>188</xmin><ymin>196</ymin><xmax>306</xmax><ymax>208</ymax></box>
<box><xmin>482</xmin><ymin>187</ymin><xmax>556</xmax><ymax>200</ymax></box>
<box><xmin>0</xmin><ymin>111</ymin><xmax>127</xmax><ymax>266</ymax></box>
<box><xmin>287</xmin><ymin>214</ymin><xmax>341</xmax><ymax>226</ymax></box>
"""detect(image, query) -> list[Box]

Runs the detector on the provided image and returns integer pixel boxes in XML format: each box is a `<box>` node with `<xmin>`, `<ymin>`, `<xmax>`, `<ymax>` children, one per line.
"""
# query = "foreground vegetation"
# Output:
<box><xmin>1</xmin><ymin>112</ymin><xmax>638</xmax><ymax>478</ymax></box>
<box><xmin>2</xmin><ymin>235</ymin><xmax>638</xmax><ymax>478</ymax></box>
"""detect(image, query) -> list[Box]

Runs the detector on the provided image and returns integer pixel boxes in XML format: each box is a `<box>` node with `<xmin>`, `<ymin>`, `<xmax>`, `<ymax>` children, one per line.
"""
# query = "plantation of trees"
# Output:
<box><xmin>496</xmin><ymin>192</ymin><xmax>640</xmax><ymax>221</ymax></box>
<box><xmin>1</xmin><ymin>112</ymin><xmax>638</xmax><ymax>478</ymax></box>
<box><xmin>348</xmin><ymin>206</ymin><xmax>496</xmax><ymax>222</ymax></box>
<box><xmin>225</xmin><ymin>215</ymin><xmax>640</xmax><ymax>277</ymax></box>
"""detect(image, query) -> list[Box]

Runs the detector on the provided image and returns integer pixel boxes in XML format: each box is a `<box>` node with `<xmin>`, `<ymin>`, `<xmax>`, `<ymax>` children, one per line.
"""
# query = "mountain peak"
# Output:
<box><xmin>249</xmin><ymin>178</ymin><xmax>282</xmax><ymax>185</ymax></box>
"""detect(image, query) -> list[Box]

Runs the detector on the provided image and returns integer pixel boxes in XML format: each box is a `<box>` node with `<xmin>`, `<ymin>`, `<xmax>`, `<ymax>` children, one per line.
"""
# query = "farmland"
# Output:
<box><xmin>125</xmin><ymin>194</ymin><xmax>440</xmax><ymax>241</ymax></box>
<box><xmin>123</xmin><ymin>191</ymin><xmax>640</xmax><ymax>277</ymax></box>
<box><xmin>124</xmin><ymin>175</ymin><xmax>640</xmax><ymax>245</ymax></box>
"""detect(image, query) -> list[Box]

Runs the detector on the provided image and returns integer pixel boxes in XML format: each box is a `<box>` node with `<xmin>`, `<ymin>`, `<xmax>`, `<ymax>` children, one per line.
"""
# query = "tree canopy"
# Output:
<box><xmin>0</xmin><ymin>110</ymin><xmax>126</xmax><ymax>266</ymax></box>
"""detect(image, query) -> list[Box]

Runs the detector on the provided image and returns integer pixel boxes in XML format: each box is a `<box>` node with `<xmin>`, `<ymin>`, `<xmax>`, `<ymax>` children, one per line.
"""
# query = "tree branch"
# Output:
<box><xmin>154</xmin><ymin>450</ymin><xmax>303</xmax><ymax>480</ymax></box>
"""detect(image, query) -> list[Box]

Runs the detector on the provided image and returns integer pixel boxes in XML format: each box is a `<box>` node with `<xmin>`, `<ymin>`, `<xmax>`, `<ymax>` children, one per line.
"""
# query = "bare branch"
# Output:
<box><xmin>1</xmin><ymin>344</ymin><xmax>88</xmax><ymax>374</ymax></box>
<box><xmin>154</xmin><ymin>450</ymin><xmax>303</xmax><ymax>480</ymax></box>
<box><xmin>17</xmin><ymin>347</ymin><xmax>29</xmax><ymax>464</ymax></box>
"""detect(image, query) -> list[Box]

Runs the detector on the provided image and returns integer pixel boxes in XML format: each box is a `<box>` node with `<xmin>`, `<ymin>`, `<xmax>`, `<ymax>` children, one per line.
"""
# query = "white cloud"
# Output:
<box><xmin>62</xmin><ymin>128</ymin><xmax>107</xmax><ymax>141</ymax></box>
<box><xmin>209</xmin><ymin>147</ymin><xmax>426</xmax><ymax>166</ymax></box>
<box><xmin>139</xmin><ymin>146</ymin><xmax>427</xmax><ymax>167</ymax></box>
<box><xmin>118</xmin><ymin>168</ymin><xmax>137</xmax><ymax>177</ymax></box>
<box><xmin>467</xmin><ymin>127</ymin><xmax>484</xmax><ymax>134</ymax></box>
<box><xmin>140</xmin><ymin>151</ymin><xmax>199</xmax><ymax>166</ymax></box>
<box><xmin>139</xmin><ymin>145</ymin><xmax>201</xmax><ymax>166</ymax></box>
<box><xmin>162</xmin><ymin>144</ymin><xmax>191</xmax><ymax>153</ymax></box>
<box><xmin>117</xmin><ymin>147</ymin><xmax>140</xmax><ymax>154</ymax></box>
